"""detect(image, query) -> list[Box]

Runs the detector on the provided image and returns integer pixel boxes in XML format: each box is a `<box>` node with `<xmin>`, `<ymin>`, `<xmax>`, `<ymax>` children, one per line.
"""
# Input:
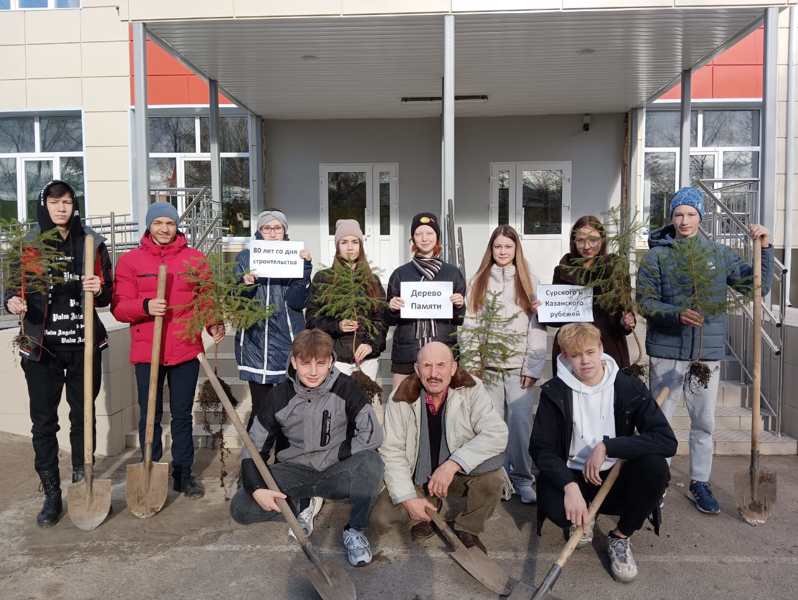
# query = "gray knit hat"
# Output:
<box><xmin>334</xmin><ymin>219</ymin><xmax>364</xmax><ymax>246</ymax></box>
<box><xmin>146</xmin><ymin>202</ymin><xmax>180</xmax><ymax>229</ymax></box>
<box><xmin>257</xmin><ymin>210</ymin><xmax>288</xmax><ymax>232</ymax></box>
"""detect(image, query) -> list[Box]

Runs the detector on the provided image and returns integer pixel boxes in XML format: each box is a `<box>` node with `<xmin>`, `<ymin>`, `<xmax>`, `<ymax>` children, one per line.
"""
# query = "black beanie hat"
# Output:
<box><xmin>410</xmin><ymin>212</ymin><xmax>440</xmax><ymax>241</ymax></box>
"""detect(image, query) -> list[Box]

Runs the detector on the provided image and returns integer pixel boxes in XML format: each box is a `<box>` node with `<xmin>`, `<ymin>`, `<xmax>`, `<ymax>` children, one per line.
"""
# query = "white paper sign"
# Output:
<box><xmin>537</xmin><ymin>284</ymin><xmax>594</xmax><ymax>323</ymax></box>
<box><xmin>249</xmin><ymin>240</ymin><xmax>304</xmax><ymax>278</ymax></box>
<box><xmin>400</xmin><ymin>281</ymin><xmax>454</xmax><ymax>319</ymax></box>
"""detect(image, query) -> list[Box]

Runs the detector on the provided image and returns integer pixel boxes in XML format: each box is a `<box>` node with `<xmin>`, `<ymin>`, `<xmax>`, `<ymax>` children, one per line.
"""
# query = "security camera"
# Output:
<box><xmin>582</xmin><ymin>114</ymin><xmax>592</xmax><ymax>132</ymax></box>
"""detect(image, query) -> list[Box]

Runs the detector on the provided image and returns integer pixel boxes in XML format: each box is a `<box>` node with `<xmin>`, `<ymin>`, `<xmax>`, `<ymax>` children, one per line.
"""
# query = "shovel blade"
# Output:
<box><xmin>734</xmin><ymin>469</ymin><xmax>777</xmax><ymax>526</ymax></box>
<box><xmin>66</xmin><ymin>478</ymin><xmax>112</xmax><ymax>531</ymax></box>
<box><xmin>450</xmin><ymin>546</ymin><xmax>512</xmax><ymax>595</ymax></box>
<box><xmin>304</xmin><ymin>560</ymin><xmax>357</xmax><ymax>600</ymax></box>
<box><xmin>126</xmin><ymin>462</ymin><xmax>169</xmax><ymax>519</ymax></box>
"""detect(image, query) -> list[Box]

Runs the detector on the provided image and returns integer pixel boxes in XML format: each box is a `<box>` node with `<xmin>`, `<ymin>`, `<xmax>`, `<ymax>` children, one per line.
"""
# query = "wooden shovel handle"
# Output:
<box><xmin>751</xmin><ymin>237</ymin><xmax>762</xmax><ymax>455</ymax></box>
<box><xmin>143</xmin><ymin>265</ymin><xmax>168</xmax><ymax>467</ymax></box>
<box><xmin>554</xmin><ymin>386</ymin><xmax>670</xmax><ymax>568</ymax></box>
<box><xmin>196</xmin><ymin>353</ymin><xmax>314</xmax><ymax>549</ymax></box>
<box><xmin>83</xmin><ymin>236</ymin><xmax>95</xmax><ymax>483</ymax></box>
<box><xmin>425</xmin><ymin>505</ymin><xmax>466</xmax><ymax>550</ymax></box>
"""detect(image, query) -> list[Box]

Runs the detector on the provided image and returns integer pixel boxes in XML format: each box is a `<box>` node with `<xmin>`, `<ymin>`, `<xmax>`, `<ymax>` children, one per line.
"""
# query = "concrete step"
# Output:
<box><xmin>671</xmin><ymin>406</ymin><xmax>756</xmax><ymax>431</ymax></box>
<box><xmin>673</xmin><ymin>428</ymin><xmax>797</xmax><ymax>456</ymax></box>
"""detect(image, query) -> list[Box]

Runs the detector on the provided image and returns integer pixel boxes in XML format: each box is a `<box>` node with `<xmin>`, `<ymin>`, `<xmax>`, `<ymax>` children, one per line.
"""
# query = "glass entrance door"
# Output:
<box><xmin>319</xmin><ymin>163</ymin><xmax>399</xmax><ymax>281</ymax></box>
<box><xmin>24</xmin><ymin>159</ymin><xmax>53</xmax><ymax>221</ymax></box>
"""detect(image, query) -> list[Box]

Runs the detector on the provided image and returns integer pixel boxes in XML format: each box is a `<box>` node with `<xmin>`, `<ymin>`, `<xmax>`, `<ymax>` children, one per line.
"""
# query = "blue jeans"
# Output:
<box><xmin>135</xmin><ymin>358</ymin><xmax>199</xmax><ymax>469</ymax></box>
<box><xmin>230</xmin><ymin>450</ymin><xmax>384</xmax><ymax>532</ymax></box>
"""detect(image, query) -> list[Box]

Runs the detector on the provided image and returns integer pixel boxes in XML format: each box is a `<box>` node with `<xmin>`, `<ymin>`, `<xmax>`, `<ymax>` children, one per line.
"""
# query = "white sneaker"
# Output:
<box><xmin>342</xmin><ymin>527</ymin><xmax>372</xmax><ymax>567</ymax></box>
<box><xmin>568</xmin><ymin>520</ymin><xmax>594</xmax><ymax>548</ymax></box>
<box><xmin>289</xmin><ymin>496</ymin><xmax>324</xmax><ymax>541</ymax></box>
<box><xmin>515</xmin><ymin>481</ymin><xmax>537</xmax><ymax>504</ymax></box>
<box><xmin>608</xmin><ymin>534</ymin><xmax>638</xmax><ymax>583</ymax></box>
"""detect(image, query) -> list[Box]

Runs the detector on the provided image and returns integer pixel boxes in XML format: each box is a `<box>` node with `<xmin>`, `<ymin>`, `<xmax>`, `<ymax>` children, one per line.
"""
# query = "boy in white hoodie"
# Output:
<box><xmin>531</xmin><ymin>323</ymin><xmax>676</xmax><ymax>583</ymax></box>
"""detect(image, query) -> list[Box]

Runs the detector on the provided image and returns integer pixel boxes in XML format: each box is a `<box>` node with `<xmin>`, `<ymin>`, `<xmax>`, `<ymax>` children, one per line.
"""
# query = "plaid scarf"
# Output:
<box><xmin>411</xmin><ymin>255</ymin><xmax>443</xmax><ymax>347</ymax></box>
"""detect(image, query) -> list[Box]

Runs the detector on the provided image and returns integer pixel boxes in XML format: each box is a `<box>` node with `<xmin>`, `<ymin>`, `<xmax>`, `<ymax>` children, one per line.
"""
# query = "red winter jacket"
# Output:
<box><xmin>112</xmin><ymin>232</ymin><xmax>211</xmax><ymax>366</ymax></box>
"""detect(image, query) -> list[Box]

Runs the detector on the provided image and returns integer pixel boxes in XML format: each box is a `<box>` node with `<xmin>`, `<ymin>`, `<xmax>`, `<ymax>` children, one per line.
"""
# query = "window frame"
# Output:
<box><xmin>0</xmin><ymin>110</ymin><xmax>85</xmax><ymax>221</ymax></box>
<box><xmin>639</xmin><ymin>103</ymin><xmax>761</xmax><ymax>237</ymax></box>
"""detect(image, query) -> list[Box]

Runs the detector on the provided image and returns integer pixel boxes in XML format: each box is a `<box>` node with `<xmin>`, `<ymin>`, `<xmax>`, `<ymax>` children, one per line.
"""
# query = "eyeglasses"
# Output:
<box><xmin>574</xmin><ymin>236</ymin><xmax>602</xmax><ymax>247</ymax></box>
<box><xmin>260</xmin><ymin>225</ymin><xmax>284</xmax><ymax>233</ymax></box>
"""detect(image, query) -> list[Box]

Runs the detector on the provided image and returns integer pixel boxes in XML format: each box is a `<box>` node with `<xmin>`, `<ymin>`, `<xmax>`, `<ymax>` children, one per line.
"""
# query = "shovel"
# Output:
<box><xmin>197</xmin><ymin>353</ymin><xmax>357</xmax><ymax>600</ymax></box>
<box><xmin>126</xmin><ymin>264</ymin><xmax>170</xmax><ymax>519</ymax></box>
<box><xmin>67</xmin><ymin>235</ymin><xmax>112</xmax><ymax>531</ymax></box>
<box><xmin>735</xmin><ymin>237</ymin><xmax>777</xmax><ymax>526</ymax></box>
<box><xmin>425</xmin><ymin>504</ymin><xmax>512</xmax><ymax>595</ymax></box>
<box><xmin>509</xmin><ymin>387</ymin><xmax>670</xmax><ymax>600</ymax></box>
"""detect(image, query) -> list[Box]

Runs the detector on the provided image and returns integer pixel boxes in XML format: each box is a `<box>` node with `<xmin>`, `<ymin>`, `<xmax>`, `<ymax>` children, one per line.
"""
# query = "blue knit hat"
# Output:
<box><xmin>669</xmin><ymin>187</ymin><xmax>705</xmax><ymax>221</ymax></box>
<box><xmin>146</xmin><ymin>202</ymin><xmax>180</xmax><ymax>229</ymax></box>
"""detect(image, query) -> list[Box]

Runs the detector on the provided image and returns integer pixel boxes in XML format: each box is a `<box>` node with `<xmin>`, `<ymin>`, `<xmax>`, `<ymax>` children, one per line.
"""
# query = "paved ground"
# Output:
<box><xmin>1</xmin><ymin>431</ymin><xmax>796</xmax><ymax>600</ymax></box>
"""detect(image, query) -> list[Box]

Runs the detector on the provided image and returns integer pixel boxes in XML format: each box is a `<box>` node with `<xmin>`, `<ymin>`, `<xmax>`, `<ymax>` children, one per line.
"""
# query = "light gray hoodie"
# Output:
<box><xmin>461</xmin><ymin>264</ymin><xmax>547</xmax><ymax>378</ymax></box>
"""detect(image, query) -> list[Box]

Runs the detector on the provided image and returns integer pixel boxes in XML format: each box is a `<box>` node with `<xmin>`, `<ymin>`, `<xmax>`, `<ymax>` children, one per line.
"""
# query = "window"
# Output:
<box><xmin>147</xmin><ymin>111</ymin><xmax>251</xmax><ymax>237</ymax></box>
<box><xmin>641</xmin><ymin>108</ymin><xmax>761</xmax><ymax>233</ymax></box>
<box><xmin>0</xmin><ymin>113</ymin><xmax>85</xmax><ymax>221</ymax></box>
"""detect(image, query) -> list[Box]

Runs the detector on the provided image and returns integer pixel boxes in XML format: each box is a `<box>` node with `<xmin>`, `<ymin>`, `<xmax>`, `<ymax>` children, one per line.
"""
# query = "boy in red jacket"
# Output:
<box><xmin>112</xmin><ymin>202</ymin><xmax>224</xmax><ymax>497</ymax></box>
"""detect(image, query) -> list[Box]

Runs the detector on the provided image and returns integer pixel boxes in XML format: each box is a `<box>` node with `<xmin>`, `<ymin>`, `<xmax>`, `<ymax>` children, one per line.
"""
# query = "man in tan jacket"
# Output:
<box><xmin>372</xmin><ymin>341</ymin><xmax>508</xmax><ymax>553</ymax></box>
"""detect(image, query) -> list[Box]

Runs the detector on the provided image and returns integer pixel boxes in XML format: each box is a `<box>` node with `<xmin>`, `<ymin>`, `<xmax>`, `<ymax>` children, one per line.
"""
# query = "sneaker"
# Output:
<box><xmin>289</xmin><ymin>496</ymin><xmax>324</xmax><ymax>540</ymax></box>
<box><xmin>568</xmin><ymin>520</ymin><xmax>594</xmax><ymax>548</ymax></box>
<box><xmin>607</xmin><ymin>534</ymin><xmax>638</xmax><ymax>583</ymax></box>
<box><xmin>342</xmin><ymin>527</ymin><xmax>372</xmax><ymax>567</ymax></box>
<box><xmin>515</xmin><ymin>481</ymin><xmax>537</xmax><ymax>505</ymax></box>
<box><xmin>689</xmin><ymin>481</ymin><xmax>720</xmax><ymax>515</ymax></box>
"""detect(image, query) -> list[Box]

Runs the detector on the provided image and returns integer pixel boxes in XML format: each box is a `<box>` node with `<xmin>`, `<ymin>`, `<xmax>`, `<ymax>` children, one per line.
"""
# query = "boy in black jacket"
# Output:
<box><xmin>531</xmin><ymin>323</ymin><xmax>676</xmax><ymax>583</ymax></box>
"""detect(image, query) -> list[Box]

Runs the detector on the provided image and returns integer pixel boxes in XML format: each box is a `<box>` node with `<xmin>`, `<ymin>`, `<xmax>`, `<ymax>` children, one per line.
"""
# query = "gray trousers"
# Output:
<box><xmin>649</xmin><ymin>356</ymin><xmax>720</xmax><ymax>482</ymax></box>
<box><xmin>483</xmin><ymin>368</ymin><xmax>538</xmax><ymax>487</ymax></box>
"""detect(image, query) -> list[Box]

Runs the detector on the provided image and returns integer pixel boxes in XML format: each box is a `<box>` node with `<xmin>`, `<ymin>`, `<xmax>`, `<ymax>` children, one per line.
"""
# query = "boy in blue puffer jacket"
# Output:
<box><xmin>636</xmin><ymin>187</ymin><xmax>773</xmax><ymax>515</ymax></box>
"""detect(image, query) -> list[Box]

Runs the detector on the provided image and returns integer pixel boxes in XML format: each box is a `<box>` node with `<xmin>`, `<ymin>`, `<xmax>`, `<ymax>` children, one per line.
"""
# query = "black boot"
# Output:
<box><xmin>37</xmin><ymin>471</ymin><xmax>63</xmax><ymax>528</ymax></box>
<box><xmin>172</xmin><ymin>467</ymin><xmax>204</xmax><ymax>499</ymax></box>
<box><xmin>72</xmin><ymin>466</ymin><xmax>85</xmax><ymax>483</ymax></box>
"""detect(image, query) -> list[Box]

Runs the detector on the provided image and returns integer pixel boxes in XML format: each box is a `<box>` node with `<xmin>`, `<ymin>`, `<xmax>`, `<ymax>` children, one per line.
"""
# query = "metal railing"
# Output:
<box><xmin>698</xmin><ymin>178</ymin><xmax>787</xmax><ymax>434</ymax></box>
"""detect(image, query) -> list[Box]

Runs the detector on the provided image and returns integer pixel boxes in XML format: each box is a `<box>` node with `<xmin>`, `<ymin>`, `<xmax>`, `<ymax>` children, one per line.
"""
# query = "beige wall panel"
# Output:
<box><xmin>82</xmin><ymin>41</ymin><xmax>130</xmax><ymax>78</ymax></box>
<box><xmin>779</xmin><ymin>26</ymin><xmax>788</xmax><ymax>66</ymax></box>
<box><xmin>24</xmin><ymin>8</ymin><xmax>81</xmax><ymax>45</ymax></box>
<box><xmin>27</xmin><ymin>78</ymin><xmax>82</xmax><ymax>109</ymax></box>
<box><xmin>778</xmin><ymin>64</ymin><xmax>788</xmax><ymax>102</ymax></box>
<box><xmin>82</xmin><ymin>76</ymin><xmax>129</xmax><ymax>111</ymax></box>
<box><xmin>0</xmin><ymin>80</ymin><xmax>27</xmax><ymax>110</ymax></box>
<box><xmin>85</xmin><ymin>180</ymin><xmax>131</xmax><ymax>216</ymax></box>
<box><xmin>85</xmin><ymin>146</ymin><xmax>130</xmax><ymax>182</ymax></box>
<box><xmin>130</xmin><ymin>0</ymin><xmax>234</xmax><ymax>20</ymax></box>
<box><xmin>676</xmin><ymin>1</ymin><xmax>783</xmax><ymax>6</ymax></box>
<box><xmin>343</xmin><ymin>0</ymin><xmax>449</xmax><ymax>13</ymax></box>
<box><xmin>234</xmin><ymin>0</ymin><xmax>341</xmax><ymax>16</ymax></box>
<box><xmin>0</xmin><ymin>11</ymin><xmax>26</xmax><ymax>46</ymax></box>
<box><xmin>81</xmin><ymin>6</ymin><xmax>130</xmax><ymax>43</ymax></box>
<box><xmin>26</xmin><ymin>43</ymin><xmax>82</xmax><ymax>79</ymax></box>
<box><xmin>0</xmin><ymin>46</ymin><xmax>26</xmax><ymax>80</ymax></box>
<box><xmin>453</xmin><ymin>0</ymin><xmax>559</xmax><ymax>9</ymax></box>
<box><xmin>84</xmin><ymin>110</ymin><xmax>129</xmax><ymax>147</ymax></box>
<box><xmin>563</xmin><ymin>0</ymin><xmax>671</xmax><ymax>7</ymax></box>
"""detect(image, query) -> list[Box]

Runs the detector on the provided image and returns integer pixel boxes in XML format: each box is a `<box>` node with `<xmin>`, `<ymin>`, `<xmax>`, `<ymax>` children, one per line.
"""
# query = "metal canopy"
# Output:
<box><xmin>147</xmin><ymin>8</ymin><xmax>764</xmax><ymax>120</ymax></box>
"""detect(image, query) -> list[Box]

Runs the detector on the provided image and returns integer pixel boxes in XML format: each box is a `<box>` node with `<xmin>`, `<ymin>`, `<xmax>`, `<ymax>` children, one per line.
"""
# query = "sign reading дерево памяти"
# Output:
<box><xmin>249</xmin><ymin>240</ymin><xmax>304</xmax><ymax>279</ymax></box>
<box><xmin>400</xmin><ymin>281</ymin><xmax>453</xmax><ymax>319</ymax></box>
<box><xmin>537</xmin><ymin>284</ymin><xmax>594</xmax><ymax>323</ymax></box>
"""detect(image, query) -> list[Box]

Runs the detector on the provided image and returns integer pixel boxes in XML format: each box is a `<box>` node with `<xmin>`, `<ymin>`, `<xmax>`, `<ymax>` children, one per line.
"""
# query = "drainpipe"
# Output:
<box><xmin>785</xmin><ymin>6</ymin><xmax>796</xmax><ymax>305</ymax></box>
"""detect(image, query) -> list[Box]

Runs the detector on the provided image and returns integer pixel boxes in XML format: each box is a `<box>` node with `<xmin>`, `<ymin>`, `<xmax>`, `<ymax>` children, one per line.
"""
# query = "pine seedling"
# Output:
<box><xmin>313</xmin><ymin>258</ymin><xmax>386</xmax><ymax>399</ymax></box>
<box><xmin>560</xmin><ymin>208</ymin><xmax>647</xmax><ymax>378</ymax></box>
<box><xmin>0</xmin><ymin>221</ymin><xmax>68</xmax><ymax>355</ymax></box>
<box><xmin>457</xmin><ymin>290</ymin><xmax>525</xmax><ymax>386</ymax></box>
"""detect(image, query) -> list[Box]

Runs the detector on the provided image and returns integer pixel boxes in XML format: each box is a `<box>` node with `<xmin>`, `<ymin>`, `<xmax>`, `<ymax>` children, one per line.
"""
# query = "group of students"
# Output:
<box><xmin>6</xmin><ymin>179</ymin><xmax>771</xmax><ymax>586</ymax></box>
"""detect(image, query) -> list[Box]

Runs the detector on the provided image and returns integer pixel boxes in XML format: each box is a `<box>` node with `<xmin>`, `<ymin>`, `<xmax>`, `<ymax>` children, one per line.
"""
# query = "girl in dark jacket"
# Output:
<box><xmin>234</xmin><ymin>210</ymin><xmax>312</xmax><ymax>423</ymax></box>
<box><xmin>5</xmin><ymin>180</ymin><xmax>113</xmax><ymax>527</ymax></box>
<box><xmin>305</xmin><ymin>219</ymin><xmax>387</xmax><ymax>382</ymax></box>
<box><xmin>547</xmin><ymin>216</ymin><xmax>636</xmax><ymax>377</ymax></box>
<box><xmin>385</xmin><ymin>212</ymin><xmax>466</xmax><ymax>388</ymax></box>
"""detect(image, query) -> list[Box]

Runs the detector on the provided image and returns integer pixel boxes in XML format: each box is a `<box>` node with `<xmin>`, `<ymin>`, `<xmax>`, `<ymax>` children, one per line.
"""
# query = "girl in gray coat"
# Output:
<box><xmin>460</xmin><ymin>225</ymin><xmax>547</xmax><ymax>504</ymax></box>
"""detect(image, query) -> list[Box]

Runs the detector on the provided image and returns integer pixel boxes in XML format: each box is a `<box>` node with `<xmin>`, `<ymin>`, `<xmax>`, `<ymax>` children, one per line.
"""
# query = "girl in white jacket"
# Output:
<box><xmin>460</xmin><ymin>225</ymin><xmax>547</xmax><ymax>503</ymax></box>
